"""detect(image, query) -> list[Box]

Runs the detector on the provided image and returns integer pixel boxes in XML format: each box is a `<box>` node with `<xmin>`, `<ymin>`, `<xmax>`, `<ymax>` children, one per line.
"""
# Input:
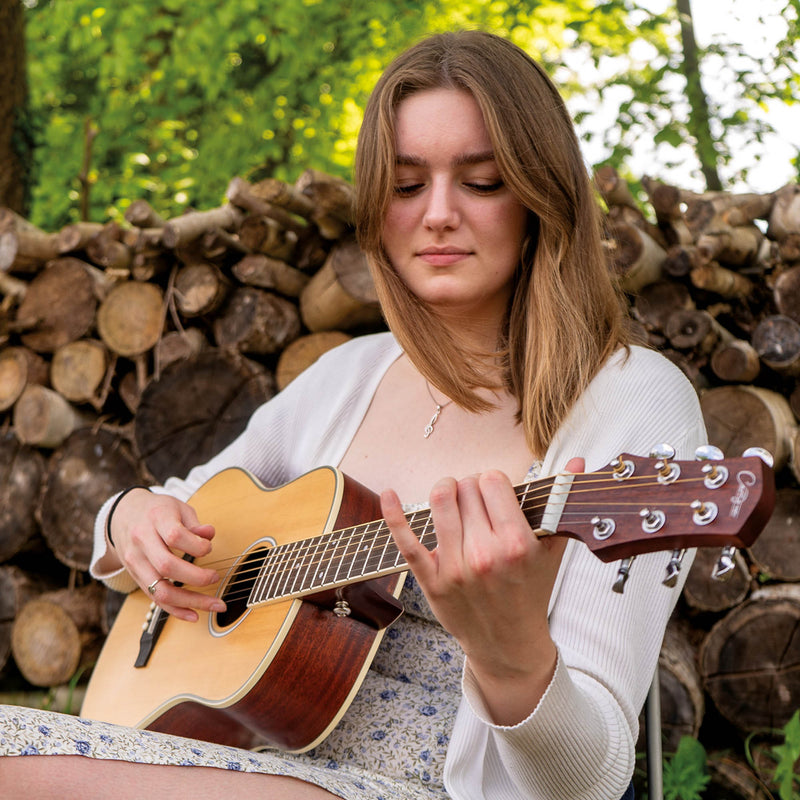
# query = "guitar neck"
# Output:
<box><xmin>247</xmin><ymin>476</ymin><xmax>555</xmax><ymax>607</ymax></box>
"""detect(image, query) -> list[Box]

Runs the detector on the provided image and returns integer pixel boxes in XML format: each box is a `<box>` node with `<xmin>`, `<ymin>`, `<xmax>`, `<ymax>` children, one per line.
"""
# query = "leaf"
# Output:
<box><xmin>662</xmin><ymin>736</ymin><xmax>710</xmax><ymax>800</ymax></box>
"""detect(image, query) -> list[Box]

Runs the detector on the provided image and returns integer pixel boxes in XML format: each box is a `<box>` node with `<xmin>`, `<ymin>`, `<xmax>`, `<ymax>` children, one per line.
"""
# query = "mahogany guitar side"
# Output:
<box><xmin>81</xmin><ymin>467</ymin><xmax>405</xmax><ymax>753</ymax></box>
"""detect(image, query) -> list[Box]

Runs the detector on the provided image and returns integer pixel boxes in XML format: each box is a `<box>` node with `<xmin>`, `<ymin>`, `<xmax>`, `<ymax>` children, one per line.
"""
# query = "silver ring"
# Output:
<box><xmin>147</xmin><ymin>577</ymin><xmax>168</xmax><ymax>595</ymax></box>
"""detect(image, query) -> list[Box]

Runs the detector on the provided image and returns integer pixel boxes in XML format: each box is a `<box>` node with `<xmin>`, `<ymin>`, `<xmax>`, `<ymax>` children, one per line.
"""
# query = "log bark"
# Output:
<box><xmin>11</xmin><ymin>582</ymin><xmax>106</xmax><ymax>687</ymax></box>
<box><xmin>295</xmin><ymin>168</ymin><xmax>355</xmax><ymax>226</ymax></box>
<box><xmin>604</xmin><ymin>222</ymin><xmax>666</xmax><ymax>293</ymax></box>
<box><xmin>773</xmin><ymin>264</ymin><xmax>800</xmax><ymax>324</ymax></box>
<box><xmin>225</xmin><ymin>177</ymin><xmax>307</xmax><ymax>236</ymax></box>
<box><xmin>96</xmin><ymin>280</ymin><xmax>165</xmax><ymax>358</ymax></box>
<box><xmin>154</xmin><ymin>327</ymin><xmax>207</xmax><ymax>372</ymax></box>
<box><xmin>747</xmin><ymin>488</ymin><xmax>800</xmax><ymax>582</ymax></box>
<box><xmin>56</xmin><ymin>222</ymin><xmax>105</xmax><ymax>254</ymax></box>
<box><xmin>700</xmin><ymin>585</ymin><xmax>800</xmax><ymax>733</ymax></box>
<box><xmin>690</xmin><ymin>262</ymin><xmax>754</xmax><ymax>299</ymax></box>
<box><xmin>213</xmin><ymin>286</ymin><xmax>301</xmax><ymax>355</ymax></box>
<box><xmin>275</xmin><ymin>331</ymin><xmax>351</xmax><ymax>390</ymax></box>
<box><xmin>124</xmin><ymin>199</ymin><xmax>166</xmax><ymax>229</ymax></box>
<box><xmin>300</xmin><ymin>235</ymin><xmax>382</xmax><ymax>332</ymax></box>
<box><xmin>767</xmin><ymin>183</ymin><xmax>800</xmax><ymax>241</ymax></box>
<box><xmin>695</xmin><ymin>223</ymin><xmax>763</xmax><ymax>268</ymax></box>
<box><xmin>85</xmin><ymin>222</ymin><xmax>132</xmax><ymax>271</ymax></box>
<box><xmin>0</xmin><ymin>434</ymin><xmax>46</xmax><ymax>563</ymax></box>
<box><xmin>700</xmin><ymin>384</ymin><xmax>796</xmax><ymax>472</ymax></box>
<box><xmin>15</xmin><ymin>258</ymin><xmax>97</xmax><ymax>353</ymax></box>
<box><xmin>38</xmin><ymin>427</ymin><xmax>141</xmax><ymax>571</ymax></box>
<box><xmin>232</xmin><ymin>253</ymin><xmax>309</xmax><ymax>298</ymax></box>
<box><xmin>133</xmin><ymin>349</ymin><xmax>276</xmax><ymax>482</ymax></box>
<box><xmin>237</xmin><ymin>214</ymin><xmax>297</xmax><ymax>262</ymax></box>
<box><xmin>161</xmin><ymin>203</ymin><xmax>244</xmax><ymax>249</ymax></box>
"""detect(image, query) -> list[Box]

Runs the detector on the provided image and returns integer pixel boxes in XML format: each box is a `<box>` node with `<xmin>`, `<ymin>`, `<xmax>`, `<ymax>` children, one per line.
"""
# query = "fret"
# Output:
<box><xmin>274</xmin><ymin>539</ymin><xmax>303</xmax><ymax>599</ymax></box>
<box><xmin>372</xmin><ymin>520</ymin><xmax>397</xmax><ymax>573</ymax></box>
<box><xmin>295</xmin><ymin>532</ymin><xmax>327</xmax><ymax>595</ymax></box>
<box><xmin>346</xmin><ymin>523</ymin><xmax>373</xmax><ymax>581</ymax></box>
<box><xmin>334</xmin><ymin>526</ymin><xmax>363</xmax><ymax>584</ymax></box>
<box><xmin>313</xmin><ymin>530</ymin><xmax>340</xmax><ymax>589</ymax></box>
<box><xmin>249</xmin><ymin>546</ymin><xmax>277</xmax><ymax>605</ymax></box>
<box><xmin>261</xmin><ymin>542</ymin><xmax>291</xmax><ymax>601</ymax></box>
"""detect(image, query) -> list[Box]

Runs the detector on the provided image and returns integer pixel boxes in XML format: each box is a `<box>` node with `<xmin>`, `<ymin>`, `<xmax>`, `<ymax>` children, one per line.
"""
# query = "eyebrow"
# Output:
<box><xmin>395</xmin><ymin>150</ymin><xmax>496</xmax><ymax>168</ymax></box>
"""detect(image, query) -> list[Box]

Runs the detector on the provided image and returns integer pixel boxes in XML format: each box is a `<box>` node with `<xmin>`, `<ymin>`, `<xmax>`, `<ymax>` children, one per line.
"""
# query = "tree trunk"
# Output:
<box><xmin>675</xmin><ymin>0</ymin><xmax>722</xmax><ymax>190</ymax></box>
<box><xmin>0</xmin><ymin>0</ymin><xmax>31</xmax><ymax>214</ymax></box>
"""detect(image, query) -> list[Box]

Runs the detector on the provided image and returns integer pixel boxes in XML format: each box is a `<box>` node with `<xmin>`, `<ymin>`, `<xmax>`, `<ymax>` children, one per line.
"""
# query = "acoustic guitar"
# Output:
<box><xmin>81</xmin><ymin>447</ymin><xmax>774</xmax><ymax>752</ymax></box>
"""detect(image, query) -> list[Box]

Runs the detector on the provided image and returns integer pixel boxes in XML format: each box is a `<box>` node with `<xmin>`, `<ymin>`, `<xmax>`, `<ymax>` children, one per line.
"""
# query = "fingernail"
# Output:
<box><xmin>211</xmin><ymin>601</ymin><xmax>226</xmax><ymax>613</ymax></box>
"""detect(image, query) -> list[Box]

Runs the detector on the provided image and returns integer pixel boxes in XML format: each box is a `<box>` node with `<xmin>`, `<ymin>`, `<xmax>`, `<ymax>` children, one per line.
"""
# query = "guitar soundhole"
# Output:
<box><xmin>215</xmin><ymin>546</ymin><xmax>269</xmax><ymax>629</ymax></box>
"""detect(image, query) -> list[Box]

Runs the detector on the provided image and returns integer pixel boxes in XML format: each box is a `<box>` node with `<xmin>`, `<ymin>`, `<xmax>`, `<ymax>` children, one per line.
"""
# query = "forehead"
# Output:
<box><xmin>393</xmin><ymin>88</ymin><xmax>493</xmax><ymax>161</ymax></box>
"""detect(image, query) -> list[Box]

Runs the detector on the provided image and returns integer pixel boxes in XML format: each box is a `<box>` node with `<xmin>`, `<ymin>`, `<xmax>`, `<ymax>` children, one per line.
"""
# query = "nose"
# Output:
<box><xmin>422</xmin><ymin>178</ymin><xmax>459</xmax><ymax>231</ymax></box>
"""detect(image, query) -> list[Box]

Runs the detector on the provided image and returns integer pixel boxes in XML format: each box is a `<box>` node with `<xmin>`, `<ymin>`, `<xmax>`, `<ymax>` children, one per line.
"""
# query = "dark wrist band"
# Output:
<box><xmin>106</xmin><ymin>485</ymin><xmax>151</xmax><ymax>547</ymax></box>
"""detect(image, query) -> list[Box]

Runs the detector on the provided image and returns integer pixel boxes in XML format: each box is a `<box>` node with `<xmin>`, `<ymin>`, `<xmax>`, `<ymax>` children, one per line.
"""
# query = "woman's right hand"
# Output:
<box><xmin>108</xmin><ymin>489</ymin><xmax>226</xmax><ymax>622</ymax></box>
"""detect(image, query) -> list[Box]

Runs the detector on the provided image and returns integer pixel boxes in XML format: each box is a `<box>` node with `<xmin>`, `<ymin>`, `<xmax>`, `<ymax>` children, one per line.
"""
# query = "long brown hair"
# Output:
<box><xmin>355</xmin><ymin>31</ymin><xmax>628</xmax><ymax>458</ymax></box>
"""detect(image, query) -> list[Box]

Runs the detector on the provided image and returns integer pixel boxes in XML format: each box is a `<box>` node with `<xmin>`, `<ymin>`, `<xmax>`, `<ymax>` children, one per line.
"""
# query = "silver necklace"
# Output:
<box><xmin>423</xmin><ymin>381</ymin><xmax>454</xmax><ymax>439</ymax></box>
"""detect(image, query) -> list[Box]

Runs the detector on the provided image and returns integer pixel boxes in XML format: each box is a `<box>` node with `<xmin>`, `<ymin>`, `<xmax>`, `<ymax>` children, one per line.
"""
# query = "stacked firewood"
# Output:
<box><xmin>0</xmin><ymin>169</ymin><xmax>383</xmax><ymax>701</ymax></box>
<box><xmin>1</xmin><ymin>165</ymin><xmax>799</xmax><ymax>797</ymax></box>
<box><xmin>597</xmin><ymin>167</ymin><xmax>800</xmax><ymax>798</ymax></box>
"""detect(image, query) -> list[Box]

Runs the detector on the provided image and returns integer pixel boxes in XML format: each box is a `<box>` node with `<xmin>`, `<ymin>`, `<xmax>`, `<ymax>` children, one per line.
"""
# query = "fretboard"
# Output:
<box><xmin>247</xmin><ymin>475</ymin><xmax>554</xmax><ymax>607</ymax></box>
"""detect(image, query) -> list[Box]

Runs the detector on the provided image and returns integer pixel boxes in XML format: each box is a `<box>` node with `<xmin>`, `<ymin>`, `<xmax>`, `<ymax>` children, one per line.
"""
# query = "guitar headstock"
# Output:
<box><xmin>556</xmin><ymin>445</ymin><xmax>776</xmax><ymax>592</ymax></box>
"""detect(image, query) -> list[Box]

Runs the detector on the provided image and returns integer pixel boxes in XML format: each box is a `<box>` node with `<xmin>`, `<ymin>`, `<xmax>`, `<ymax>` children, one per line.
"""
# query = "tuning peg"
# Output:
<box><xmin>649</xmin><ymin>443</ymin><xmax>675</xmax><ymax>460</ymax></box>
<box><xmin>695</xmin><ymin>444</ymin><xmax>724</xmax><ymax>461</ymax></box>
<box><xmin>650</xmin><ymin>443</ymin><xmax>680</xmax><ymax>484</ymax></box>
<box><xmin>612</xmin><ymin>556</ymin><xmax>635</xmax><ymax>594</ymax></box>
<box><xmin>743</xmin><ymin>446</ymin><xmax>774</xmax><ymax>467</ymax></box>
<box><xmin>712</xmin><ymin>545</ymin><xmax>737</xmax><ymax>581</ymax></box>
<box><xmin>695</xmin><ymin>445</ymin><xmax>728</xmax><ymax>489</ymax></box>
<box><xmin>662</xmin><ymin>549</ymin><xmax>686</xmax><ymax>587</ymax></box>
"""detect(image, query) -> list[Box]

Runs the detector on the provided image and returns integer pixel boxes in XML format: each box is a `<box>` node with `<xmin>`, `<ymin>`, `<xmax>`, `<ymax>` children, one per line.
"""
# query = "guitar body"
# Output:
<box><xmin>81</xmin><ymin>467</ymin><xmax>405</xmax><ymax>753</ymax></box>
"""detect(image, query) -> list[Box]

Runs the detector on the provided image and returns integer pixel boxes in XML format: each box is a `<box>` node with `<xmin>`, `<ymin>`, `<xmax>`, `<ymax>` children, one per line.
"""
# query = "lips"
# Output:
<box><xmin>416</xmin><ymin>247</ymin><xmax>471</xmax><ymax>266</ymax></box>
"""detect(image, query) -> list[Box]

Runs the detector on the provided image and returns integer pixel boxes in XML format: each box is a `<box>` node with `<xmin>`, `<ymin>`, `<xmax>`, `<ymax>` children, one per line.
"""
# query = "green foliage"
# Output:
<box><xmin>22</xmin><ymin>0</ymin><xmax>799</xmax><ymax>230</ymax></box>
<box><xmin>746</xmin><ymin>709</ymin><xmax>800</xmax><ymax>800</ymax></box>
<box><xmin>662</xmin><ymin>736</ymin><xmax>710</xmax><ymax>800</ymax></box>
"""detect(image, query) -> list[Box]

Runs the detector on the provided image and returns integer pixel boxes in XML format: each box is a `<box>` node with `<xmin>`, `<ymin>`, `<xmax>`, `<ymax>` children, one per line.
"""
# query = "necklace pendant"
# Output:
<box><xmin>424</xmin><ymin>404</ymin><xmax>442</xmax><ymax>438</ymax></box>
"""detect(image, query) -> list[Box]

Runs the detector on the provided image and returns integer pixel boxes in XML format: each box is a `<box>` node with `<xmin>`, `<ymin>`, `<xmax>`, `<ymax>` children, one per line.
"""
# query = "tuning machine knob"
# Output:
<box><xmin>612</xmin><ymin>557</ymin><xmax>635</xmax><ymax>594</ymax></box>
<box><xmin>712</xmin><ymin>545</ymin><xmax>737</xmax><ymax>581</ymax></box>
<box><xmin>742</xmin><ymin>446</ymin><xmax>774</xmax><ymax>467</ymax></box>
<box><xmin>662</xmin><ymin>549</ymin><xmax>686</xmax><ymax>587</ymax></box>
<box><xmin>650</xmin><ymin>443</ymin><xmax>680</xmax><ymax>484</ymax></box>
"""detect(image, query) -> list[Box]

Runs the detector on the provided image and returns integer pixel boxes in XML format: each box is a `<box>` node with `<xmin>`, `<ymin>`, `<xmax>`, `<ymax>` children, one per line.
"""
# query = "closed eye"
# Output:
<box><xmin>393</xmin><ymin>183</ymin><xmax>424</xmax><ymax>196</ymax></box>
<box><xmin>465</xmin><ymin>181</ymin><xmax>503</xmax><ymax>194</ymax></box>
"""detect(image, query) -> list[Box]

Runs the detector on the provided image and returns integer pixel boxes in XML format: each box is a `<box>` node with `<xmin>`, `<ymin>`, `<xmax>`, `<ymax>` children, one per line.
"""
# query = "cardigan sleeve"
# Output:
<box><xmin>444</xmin><ymin>346</ymin><xmax>708</xmax><ymax>800</ymax></box>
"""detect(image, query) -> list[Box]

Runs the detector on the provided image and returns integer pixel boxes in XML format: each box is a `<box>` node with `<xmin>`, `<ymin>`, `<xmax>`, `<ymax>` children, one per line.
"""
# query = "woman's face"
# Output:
<box><xmin>382</xmin><ymin>88</ymin><xmax>528</xmax><ymax>327</ymax></box>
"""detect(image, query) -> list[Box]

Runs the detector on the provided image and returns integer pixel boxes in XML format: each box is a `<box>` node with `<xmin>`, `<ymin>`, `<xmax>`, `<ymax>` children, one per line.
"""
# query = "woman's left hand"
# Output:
<box><xmin>381</xmin><ymin>458</ymin><xmax>584</xmax><ymax>725</ymax></box>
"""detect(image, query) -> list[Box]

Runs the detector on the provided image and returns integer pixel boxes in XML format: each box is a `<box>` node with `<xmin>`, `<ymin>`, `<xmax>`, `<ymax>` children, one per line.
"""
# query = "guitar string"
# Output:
<box><xmin>188</xmin><ymin>472</ymin><xmax>712</xmax><ymax>605</ymax></box>
<box><xmin>174</xmin><ymin>472</ymin><xmax>713</xmax><ymax>606</ymax></box>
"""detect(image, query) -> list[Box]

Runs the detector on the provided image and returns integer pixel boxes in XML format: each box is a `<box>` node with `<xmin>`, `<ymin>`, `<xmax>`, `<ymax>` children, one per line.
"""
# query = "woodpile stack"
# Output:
<box><xmin>1</xmin><ymin>165</ymin><xmax>799</xmax><ymax>796</ymax></box>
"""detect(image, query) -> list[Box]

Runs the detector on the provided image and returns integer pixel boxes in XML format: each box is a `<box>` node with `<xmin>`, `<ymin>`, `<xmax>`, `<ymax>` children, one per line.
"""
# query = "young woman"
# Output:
<box><xmin>0</xmin><ymin>31</ymin><xmax>706</xmax><ymax>800</ymax></box>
